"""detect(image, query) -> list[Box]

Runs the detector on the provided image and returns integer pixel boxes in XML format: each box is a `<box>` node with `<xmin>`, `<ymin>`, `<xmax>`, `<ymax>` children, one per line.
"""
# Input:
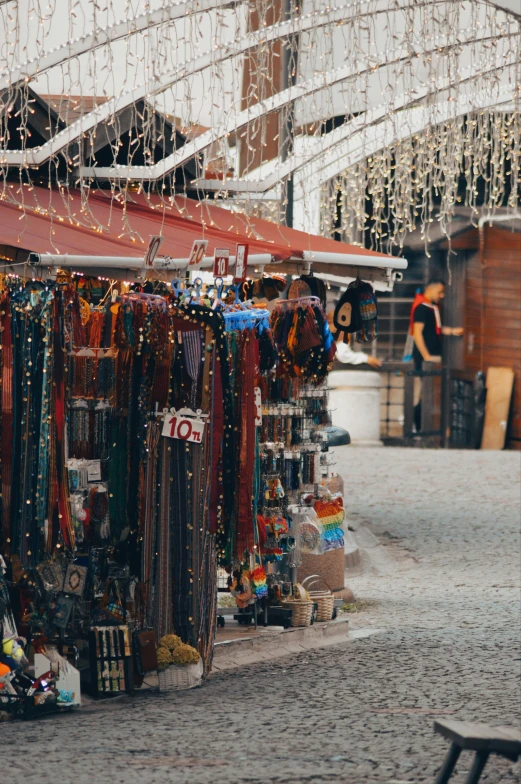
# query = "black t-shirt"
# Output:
<box><xmin>413</xmin><ymin>303</ymin><xmax>441</xmax><ymax>368</ymax></box>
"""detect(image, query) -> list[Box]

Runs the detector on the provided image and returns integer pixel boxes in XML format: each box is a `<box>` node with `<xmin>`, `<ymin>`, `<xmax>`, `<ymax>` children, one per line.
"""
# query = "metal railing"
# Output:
<box><xmin>381</xmin><ymin>361</ymin><xmax>478</xmax><ymax>448</ymax></box>
<box><xmin>403</xmin><ymin>362</ymin><xmax>447</xmax><ymax>442</ymax></box>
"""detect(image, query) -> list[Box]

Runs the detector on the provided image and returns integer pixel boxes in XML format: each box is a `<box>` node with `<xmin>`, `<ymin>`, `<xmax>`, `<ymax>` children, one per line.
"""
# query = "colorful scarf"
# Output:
<box><xmin>409</xmin><ymin>293</ymin><xmax>442</xmax><ymax>335</ymax></box>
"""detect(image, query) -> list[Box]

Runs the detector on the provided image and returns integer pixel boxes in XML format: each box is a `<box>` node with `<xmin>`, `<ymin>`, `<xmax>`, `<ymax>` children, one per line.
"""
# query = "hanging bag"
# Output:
<box><xmin>333</xmin><ymin>283</ymin><xmax>362</xmax><ymax>342</ymax></box>
<box><xmin>356</xmin><ymin>282</ymin><xmax>378</xmax><ymax>343</ymax></box>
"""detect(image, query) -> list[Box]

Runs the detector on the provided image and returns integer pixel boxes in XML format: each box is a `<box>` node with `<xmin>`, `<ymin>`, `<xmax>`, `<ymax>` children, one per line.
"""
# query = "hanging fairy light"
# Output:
<box><xmin>0</xmin><ymin>0</ymin><xmax>518</xmax><ymax>248</ymax></box>
<box><xmin>320</xmin><ymin>109</ymin><xmax>521</xmax><ymax>253</ymax></box>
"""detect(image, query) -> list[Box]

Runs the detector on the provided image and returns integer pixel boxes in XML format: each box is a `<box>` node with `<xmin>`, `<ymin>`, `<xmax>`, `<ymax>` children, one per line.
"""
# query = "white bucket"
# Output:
<box><xmin>329</xmin><ymin>370</ymin><xmax>383</xmax><ymax>446</ymax></box>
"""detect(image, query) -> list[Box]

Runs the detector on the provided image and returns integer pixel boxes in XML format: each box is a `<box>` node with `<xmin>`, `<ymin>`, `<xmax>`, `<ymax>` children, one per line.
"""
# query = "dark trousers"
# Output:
<box><xmin>414</xmin><ymin>401</ymin><xmax>422</xmax><ymax>432</ymax></box>
<box><xmin>413</xmin><ymin>356</ymin><xmax>423</xmax><ymax>432</ymax></box>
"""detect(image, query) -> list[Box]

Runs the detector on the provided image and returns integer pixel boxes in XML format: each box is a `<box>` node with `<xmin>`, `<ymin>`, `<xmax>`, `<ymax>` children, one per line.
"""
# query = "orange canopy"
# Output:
<box><xmin>0</xmin><ymin>185</ymin><xmax>390</xmax><ymax>264</ymax></box>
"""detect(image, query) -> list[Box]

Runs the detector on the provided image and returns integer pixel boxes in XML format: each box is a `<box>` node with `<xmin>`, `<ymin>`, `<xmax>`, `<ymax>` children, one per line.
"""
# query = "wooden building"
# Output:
<box><xmin>447</xmin><ymin>221</ymin><xmax>521</xmax><ymax>449</ymax></box>
<box><xmin>377</xmin><ymin>213</ymin><xmax>521</xmax><ymax>449</ymax></box>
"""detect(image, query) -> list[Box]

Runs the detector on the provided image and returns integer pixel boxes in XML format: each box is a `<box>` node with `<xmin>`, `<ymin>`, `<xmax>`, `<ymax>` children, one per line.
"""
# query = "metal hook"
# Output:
<box><xmin>212</xmin><ymin>276</ymin><xmax>224</xmax><ymax>309</ymax></box>
<box><xmin>193</xmin><ymin>277</ymin><xmax>203</xmax><ymax>304</ymax></box>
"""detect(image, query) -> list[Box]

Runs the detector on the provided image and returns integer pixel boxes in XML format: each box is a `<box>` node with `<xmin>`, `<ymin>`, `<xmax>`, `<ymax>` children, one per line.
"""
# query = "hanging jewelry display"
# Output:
<box><xmin>0</xmin><ymin>268</ymin><xmax>342</xmax><ymax>687</ymax></box>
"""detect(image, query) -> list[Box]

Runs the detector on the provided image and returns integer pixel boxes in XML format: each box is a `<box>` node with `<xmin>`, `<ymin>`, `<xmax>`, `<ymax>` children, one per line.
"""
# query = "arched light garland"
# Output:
<box><xmin>0</xmin><ymin>0</ymin><xmax>518</xmax><ymax>248</ymax></box>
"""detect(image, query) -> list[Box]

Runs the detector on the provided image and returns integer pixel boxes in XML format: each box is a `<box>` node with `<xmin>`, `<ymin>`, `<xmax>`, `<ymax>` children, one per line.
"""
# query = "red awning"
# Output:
<box><xmin>0</xmin><ymin>184</ymin><xmax>390</xmax><ymax>264</ymax></box>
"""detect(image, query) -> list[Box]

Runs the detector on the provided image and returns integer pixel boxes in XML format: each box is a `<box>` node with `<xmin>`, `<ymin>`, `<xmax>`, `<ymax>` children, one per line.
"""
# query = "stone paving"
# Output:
<box><xmin>3</xmin><ymin>448</ymin><xmax>521</xmax><ymax>784</ymax></box>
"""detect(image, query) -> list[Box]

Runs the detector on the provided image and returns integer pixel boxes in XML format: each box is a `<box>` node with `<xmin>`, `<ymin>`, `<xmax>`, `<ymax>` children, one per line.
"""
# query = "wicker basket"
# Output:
<box><xmin>302</xmin><ymin>575</ymin><xmax>335</xmax><ymax>622</ymax></box>
<box><xmin>282</xmin><ymin>598</ymin><xmax>314</xmax><ymax>627</ymax></box>
<box><xmin>309</xmin><ymin>590</ymin><xmax>335</xmax><ymax>622</ymax></box>
<box><xmin>158</xmin><ymin>660</ymin><xmax>203</xmax><ymax>691</ymax></box>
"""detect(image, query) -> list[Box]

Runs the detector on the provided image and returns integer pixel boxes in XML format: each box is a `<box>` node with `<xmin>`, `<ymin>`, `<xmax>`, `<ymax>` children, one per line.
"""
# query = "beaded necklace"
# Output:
<box><xmin>35</xmin><ymin>292</ymin><xmax>55</xmax><ymax>545</ymax></box>
<box><xmin>0</xmin><ymin>290</ymin><xmax>13</xmax><ymax>553</ymax></box>
<box><xmin>234</xmin><ymin>330</ymin><xmax>258</xmax><ymax>560</ymax></box>
<box><xmin>52</xmin><ymin>290</ymin><xmax>75</xmax><ymax>551</ymax></box>
<box><xmin>107</xmin><ymin>411</ymin><xmax>128</xmax><ymax>543</ymax></box>
<box><xmin>141</xmin><ymin>419</ymin><xmax>161</xmax><ymax>627</ymax></box>
<box><xmin>170</xmin><ymin>303</ymin><xmax>235</xmax><ymax>558</ymax></box>
<box><xmin>155</xmin><ymin>435</ymin><xmax>173</xmax><ymax>638</ymax></box>
<box><xmin>87</xmin><ymin>309</ymin><xmax>104</xmax><ymax>348</ymax></box>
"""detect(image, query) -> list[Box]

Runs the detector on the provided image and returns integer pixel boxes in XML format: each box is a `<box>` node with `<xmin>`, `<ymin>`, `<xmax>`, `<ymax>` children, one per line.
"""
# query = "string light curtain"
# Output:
<box><xmin>0</xmin><ymin>0</ymin><xmax>519</xmax><ymax>246</ymax></box>
<box><xmin>320</xmin><ymin>110</ymin><xmax>521</xmax><ymax>253</ymax></box>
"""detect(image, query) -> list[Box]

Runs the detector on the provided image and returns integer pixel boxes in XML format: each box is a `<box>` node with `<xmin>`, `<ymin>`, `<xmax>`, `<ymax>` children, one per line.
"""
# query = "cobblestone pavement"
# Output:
<box><xmin>3</xmin><ymin>449</ymin><xmax>521</xmax><ymax>784</ymax></box>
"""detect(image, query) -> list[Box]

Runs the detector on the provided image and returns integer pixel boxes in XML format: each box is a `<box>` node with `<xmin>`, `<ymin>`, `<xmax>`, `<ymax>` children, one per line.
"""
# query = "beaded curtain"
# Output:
<box><xmin>320</xmin><ymin>111</ymin><xmax>521</xmax><ymax>254</ymax></box>
<box><xmin>0</xmin><ymin>280</ymin><xmax>234</xmax><ymax>673</ymax></box>
<box><xmin>0</xmin><ymin>284</ymin><xmax>80</xmax><ymax>563</ymax></box>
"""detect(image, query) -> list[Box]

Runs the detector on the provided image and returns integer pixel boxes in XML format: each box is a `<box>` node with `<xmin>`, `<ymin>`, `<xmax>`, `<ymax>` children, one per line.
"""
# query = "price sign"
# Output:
<box><xmin>254</xmin><ymin>387</ymin><xmax>262</xmax><ymax>427</ymax></box>
<box><xmin>213</xmin><ymin>248</ymin><xmax>230</xmax><ymax>277</ymax></box>
<box><xmin>144</xmin><ymin>235</ymin><xmax>164</xmax><ymax>268</ymax></box>
<box><xmin>234</xmin><ymin>243</ymin><xmax>249</xmax><ymax>282</ymax></box>
<box><xmin>162</xmin><ymin>412</ymin><xmax>206</xmax><ymax>444</ymax></box>
<box><xmin>188</xmin><ymin>239</ymin><xmax>208</xmax><ymax>269</ymax></box>
<box><xmin>87</xmin><ymin>461</ymin><xmax>102</xmax><ymax>482</ymax></box>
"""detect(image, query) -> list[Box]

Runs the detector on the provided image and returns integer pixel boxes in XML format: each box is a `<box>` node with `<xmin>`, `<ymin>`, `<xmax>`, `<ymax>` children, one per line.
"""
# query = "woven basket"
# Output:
<box><xmin>302</xmin><ymin>575</ymin><xmax>335</xmax><ymax>622</ymax></box>
<box><xmin>309</xmin><ymin>590</ymin><xmax>335</xmax><ymax>622</ymax></box>
<box><xmin>282</xmin><ymin>598</ymin><xmax>314</xmax><ymax>627</ymax></box>
<box><xmin>158</xmin><ymin>660</ymin><xmax>203</xmax><ymax>691</ymax></box>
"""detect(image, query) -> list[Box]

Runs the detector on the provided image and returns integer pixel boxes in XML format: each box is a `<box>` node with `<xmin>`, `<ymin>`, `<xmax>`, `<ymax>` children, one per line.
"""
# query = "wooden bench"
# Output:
<box><xmin>434</xmin><ymin>719</ymin><xmax>521</xmax><ymax>784</ymax></box>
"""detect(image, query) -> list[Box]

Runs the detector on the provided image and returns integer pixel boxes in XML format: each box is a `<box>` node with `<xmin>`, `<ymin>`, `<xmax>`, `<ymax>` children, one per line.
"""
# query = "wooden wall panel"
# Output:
<box><xmin>464</xmin><ymin>226</ymin><xmax>521</xmax><ymax>449</ymax></box>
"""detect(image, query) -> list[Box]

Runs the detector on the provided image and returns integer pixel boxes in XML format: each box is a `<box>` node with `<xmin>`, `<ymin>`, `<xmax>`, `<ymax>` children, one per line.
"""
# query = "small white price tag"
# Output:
<box><xmin>188</xmin><ymin>239</ymin><xmax>208</xmax><ymax>269</ymax></box>
<box><xmin>254</xmin><ymin>387</ymin><xmax>262</xmax><ymax>427</ymax></box>
<box><xmin>213</xmin><ymin>248</ymin><xmax>230</xmax><ymax>277</ymax></box>
<box><xmin>144</xmin><ymin>235</ymin><xmax>164</xmax><ymax>268</ymax></box>
<box><xmin>87</xmin><ymin>461</ymin><xmax>102</xmax><ymax>482</ymax></box>
<box><xmin>234</xmin><ymin>243</ymin><xmax>249</xmax><ymax>282</ymax></box>
<box><xmin>162</xmin><ymin>410</ymin><xmax>207</xmax><ymax>444</ymax></box>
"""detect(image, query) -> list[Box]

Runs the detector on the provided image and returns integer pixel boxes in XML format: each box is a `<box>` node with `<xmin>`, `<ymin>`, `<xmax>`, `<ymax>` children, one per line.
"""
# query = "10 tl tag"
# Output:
<box><xmin>213</xmin><ymin>248</ymin><xmax>230</xmax><ymax>277</ymax></box>
<box><xmin>161</xmin><ymin>407</ymin><xmax>208</xmax><ymax>444</ymax></box>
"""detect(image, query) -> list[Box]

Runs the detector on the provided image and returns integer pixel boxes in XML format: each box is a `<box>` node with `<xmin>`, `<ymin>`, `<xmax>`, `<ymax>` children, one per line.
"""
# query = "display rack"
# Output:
<box><xmin>88</xmin><ymin>625</ymin><xmax>133</xmax><ymax>697</ymax></box>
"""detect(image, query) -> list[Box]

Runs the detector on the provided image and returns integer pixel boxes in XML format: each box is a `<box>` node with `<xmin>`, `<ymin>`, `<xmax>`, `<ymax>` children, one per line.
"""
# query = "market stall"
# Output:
<box><xmin>0</xmin><ymin>189</ymin><xmax>406</xmax><ymax>716</ymax></box>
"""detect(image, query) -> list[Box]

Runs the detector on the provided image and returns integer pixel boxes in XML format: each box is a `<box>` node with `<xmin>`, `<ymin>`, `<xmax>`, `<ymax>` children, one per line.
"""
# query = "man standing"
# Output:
<box><xmin>410</xmin><ymin>279</ymin><xmax>464</xmax><ymax>430</ymax></box>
